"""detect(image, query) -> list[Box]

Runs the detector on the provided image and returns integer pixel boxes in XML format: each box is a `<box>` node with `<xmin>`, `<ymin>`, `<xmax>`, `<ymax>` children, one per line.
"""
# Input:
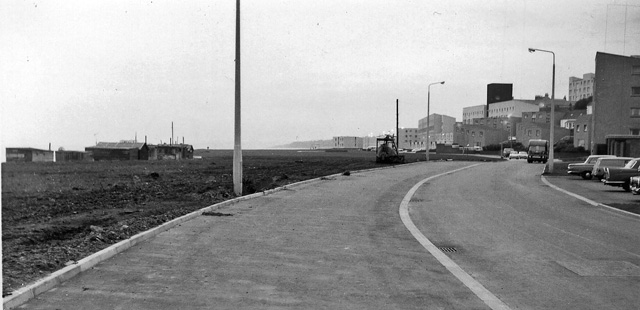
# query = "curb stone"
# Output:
<box><xmin>3</xmin><ymin>161</ymin><xmax>423</xmax><ymax>309</ymax></box>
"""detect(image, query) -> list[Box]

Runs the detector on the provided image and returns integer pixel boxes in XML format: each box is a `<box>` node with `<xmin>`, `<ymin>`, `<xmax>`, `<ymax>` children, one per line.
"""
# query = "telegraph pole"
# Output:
<box><xmin>233</xmin><ymin>0</ymin><xmax>242</xmax><ymax>195</ymax></box>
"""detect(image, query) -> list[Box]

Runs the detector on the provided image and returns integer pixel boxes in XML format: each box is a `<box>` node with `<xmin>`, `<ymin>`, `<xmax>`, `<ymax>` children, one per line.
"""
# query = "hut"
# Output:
<box><xmin>55</xmin><ymin>150</ymin><xmax>92</xmax><ymax>162</ymax></box>
<box><xmin>5</xmin><ymin>148</ymin><xmax>54</xmax><ymax>163</ymax></box>
<box><xmin>85</xmin><ymin>141</ymin><xmax>150</xmax><ymax>161</ymax></box>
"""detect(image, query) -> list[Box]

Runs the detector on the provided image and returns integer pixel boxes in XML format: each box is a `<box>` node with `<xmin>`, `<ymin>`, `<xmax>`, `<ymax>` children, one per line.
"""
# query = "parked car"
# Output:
<box><xmin>602</xmin><ymin>158</ymin><xmax>640</xmax><ymax>191</ymax></box>
<box><xmin>630</xmin><ymin>176</ymin><xmax>640</xmax><ymax>194</ymax></box>
<box><xmin>567</xmin><ymin>155</ymin><xmax>617</xmax><ymax>179</ymax></box>
<box><xmin>591</xmin><ymin>157</ymin><xmax>633</xmax><ymax>180</ymax></box>
<box><xmin>518</xmin><ymin>151</ymin><xmax>528</xmax><ymax>159</ymax></box>
<box><xmin>508</xmin><ymin>151</ymin><xmax>519</xmax><ymax>159</ymax></box>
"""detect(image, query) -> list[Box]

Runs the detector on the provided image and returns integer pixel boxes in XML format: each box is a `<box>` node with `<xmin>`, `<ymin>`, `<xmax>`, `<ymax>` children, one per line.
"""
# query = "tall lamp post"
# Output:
<box><xmin>528</xmin><ymin>48</ymin><xmax>555</xmax><ymax>173</ymax></box>
<box><xmin>426</xmin><ymin>81</ymin><xmax>445</xmax><ymax>161</ymax></box>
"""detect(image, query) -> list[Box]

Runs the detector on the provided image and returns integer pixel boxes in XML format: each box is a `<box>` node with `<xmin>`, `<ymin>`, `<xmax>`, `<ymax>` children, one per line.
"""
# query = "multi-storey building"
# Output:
<box><xmin>462</xmin><ymin>105</ymin><xmax>487</xmax><ymax>124</ymax></box>
<box><xmin>418</xmin><ymin>113</ymin><xmax>456</xmax><ymax>148</ymax></box>
<box><xmin>398</xmin><ymin>128</ymin><xmax>420</xmax><ymax>150</ymax></box>
<box><xmin>568</xmin><ymin>73</ymin><xmax>595</xmax><ymax>101</ymax></box>
<box><xmin>591</xmin><ymin>52</ymin><xmax>640</xmax><ymax>155</ymax></box>
<box><xmin>332</xmin><ymin>136</ymin><xmax>363</xmax><ymax>149</ymax></box>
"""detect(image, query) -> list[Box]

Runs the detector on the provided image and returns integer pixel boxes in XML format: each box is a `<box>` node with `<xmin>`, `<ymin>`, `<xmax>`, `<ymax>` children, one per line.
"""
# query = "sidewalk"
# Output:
<box><xmin>10</xmin><ymin>162</ymin><xmax>487</xmax><ymax>310</ymax></box>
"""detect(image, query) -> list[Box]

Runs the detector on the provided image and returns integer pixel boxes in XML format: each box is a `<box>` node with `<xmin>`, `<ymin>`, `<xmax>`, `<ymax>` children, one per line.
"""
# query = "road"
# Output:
<box><xmin>14</xmin><ymin>160</ymin><xmax>640</xmax><ymax>309</ymax></box>
<box><xmin>409</xmin><ymin>160</ymin><xmax>640</xmax><ymax>309</ymax></box>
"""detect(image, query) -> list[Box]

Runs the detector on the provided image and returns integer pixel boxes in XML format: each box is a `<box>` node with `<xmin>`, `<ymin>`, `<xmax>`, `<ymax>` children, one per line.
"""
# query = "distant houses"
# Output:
<box><xmin>85</xmin><ymin>142</ymin><xmax>150</xmax><ymax>161</ymax></box>
<box><xmin>85</xmin><ymin>141</ymin><xmax>194</xmax><ymax>161</ymax></box>
<box><xmin>5</xmin><ymin>148</ymin><xmax>54</xmax><ymax>163</ymax></box>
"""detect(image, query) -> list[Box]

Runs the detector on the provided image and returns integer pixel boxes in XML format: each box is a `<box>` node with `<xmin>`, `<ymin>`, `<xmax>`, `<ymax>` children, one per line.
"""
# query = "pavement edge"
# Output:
<box><xmin>3</xmin><ymin>161</ymin><xmax>420</xmax><ymax>309</ymax></box>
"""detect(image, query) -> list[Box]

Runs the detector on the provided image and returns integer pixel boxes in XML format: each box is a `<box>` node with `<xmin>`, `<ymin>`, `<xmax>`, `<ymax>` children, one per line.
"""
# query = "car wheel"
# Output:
<box><xmin>623</xmin><ymin>183</ymin><xmax>631</xmax><ymax>192</ymax></box>
<box><xmin>581</xmin><ymin>172</ymin><xmax>593</xmax><ymax>180</ymax></box>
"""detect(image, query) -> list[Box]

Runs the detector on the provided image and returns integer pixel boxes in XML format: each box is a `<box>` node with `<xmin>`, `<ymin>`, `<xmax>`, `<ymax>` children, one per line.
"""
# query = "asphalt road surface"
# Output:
<box><xmin>16</xmin><ymin>160</ymin><xmax>640</xmax><ymax>309</ymax></box>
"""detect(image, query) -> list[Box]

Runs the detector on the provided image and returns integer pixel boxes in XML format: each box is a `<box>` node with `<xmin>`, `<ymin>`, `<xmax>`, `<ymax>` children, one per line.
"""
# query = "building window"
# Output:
<box><xmin>527</xmin><ymin>129</ymin><xmax>532</xmax><ymax>136</ymax></box>
<box><xmin>633</xmin><ymin>87</ymin><xmax>640</xmax><ymax>96</ymax></box>
<box><xmin>576</xmin><ymin>125</ymin><xmax>581</xmax><ymax>132</ymax></box>
<box><xmin>633</xmin><ymin>66</ymin><xmax>640</xmax><ymax>75</ymax></box>
<box><xmin>536</xmin><ymin>130</ymin><xmax>541</xmax><ymax>137</ymax></box>
<box><xmin>471</xmin><ymin>131</ymin><xmax>475</xmax><ymax>137</ymax></box>
<box><xmin>583</xmin><ymin>124</ymin><xmax>587</xmax><ymax>132</ymax></box>
<box><xmin>631</xmin><ymin>129</ymin><xmax>640</xmax><ymax>135</ymax></box>
<box><xmin>632</xmin><ymin>108</ymin><xmax>640</xmax><ymax>117</ymax></box>
<box><xmin>479</xmin><ymin>131</ymin><xmax>484</xmax><ymax>137</ymax></box>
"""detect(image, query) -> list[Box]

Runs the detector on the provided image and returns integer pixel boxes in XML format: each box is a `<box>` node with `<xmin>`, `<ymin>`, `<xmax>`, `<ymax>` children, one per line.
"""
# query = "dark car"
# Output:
<box><xmin>602</xmin><ymin>158</ymin><xmax>640</xmax><ymax>191</ymax></box>
<box><xmin>567</xmin><ymin>155</ymin><xmax>616</xmax><ymax>179</ymax></box>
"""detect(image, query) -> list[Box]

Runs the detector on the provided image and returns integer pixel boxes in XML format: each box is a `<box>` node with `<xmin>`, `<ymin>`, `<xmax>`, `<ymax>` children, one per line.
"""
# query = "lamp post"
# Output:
<box><xmin>426</xmin><ymin>81</ymin><xmax>445</xmax><ymax>161</ymax></box>
<box><xmin>528</xmin><ymin>48</ymin><xmax>555</xmax><ymax>173</ymax></box>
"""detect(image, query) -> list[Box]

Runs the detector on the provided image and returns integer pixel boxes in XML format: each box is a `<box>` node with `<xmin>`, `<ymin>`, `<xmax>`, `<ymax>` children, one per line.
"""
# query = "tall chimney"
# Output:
<box><xmin>171</xmin><ymin>122</ymin><xmax>174</xmax><ymax>145</ymax></box>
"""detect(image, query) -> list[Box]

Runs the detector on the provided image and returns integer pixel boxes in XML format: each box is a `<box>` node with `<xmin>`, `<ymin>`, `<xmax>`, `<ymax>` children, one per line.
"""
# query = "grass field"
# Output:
<box><xmin>1</xmin><ymin>149</ymin><xmax>499</xmax><ymax>296</ymax></box>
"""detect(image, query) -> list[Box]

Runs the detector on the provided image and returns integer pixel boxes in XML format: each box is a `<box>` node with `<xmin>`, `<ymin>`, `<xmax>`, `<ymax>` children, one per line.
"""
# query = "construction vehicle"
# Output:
<box><xmin>375</xmin><ymin>135</ymin><xmax>405</xmax><ymax>164</ymax></box>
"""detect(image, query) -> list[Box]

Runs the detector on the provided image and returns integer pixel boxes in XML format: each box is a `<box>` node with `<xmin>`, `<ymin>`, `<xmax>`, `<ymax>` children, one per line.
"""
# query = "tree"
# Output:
<box><xmin>574</xmin><ymin>96</ymin><xmax>592</xmax><ymax>110</ymax></box>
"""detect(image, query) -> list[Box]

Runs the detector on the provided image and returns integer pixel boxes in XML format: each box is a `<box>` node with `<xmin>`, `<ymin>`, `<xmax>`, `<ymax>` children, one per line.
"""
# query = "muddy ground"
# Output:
<box><xmin>1</xmin><ymin>149</ymin><xmax>495</xmax><ymax>296</ymax></box>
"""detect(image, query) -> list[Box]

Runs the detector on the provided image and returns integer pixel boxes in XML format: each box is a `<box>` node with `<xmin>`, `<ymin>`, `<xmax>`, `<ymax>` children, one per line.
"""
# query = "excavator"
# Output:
<box><xmin>375</xmin><ymin>135</ymin><xmax>405</xmax><ymax>164</ymax></box>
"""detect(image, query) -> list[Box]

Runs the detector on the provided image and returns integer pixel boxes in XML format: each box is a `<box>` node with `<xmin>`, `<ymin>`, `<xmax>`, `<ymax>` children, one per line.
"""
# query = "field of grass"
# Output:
<box><xmin>1</xmin><ymin>149</ymin><xmax>499</xmax><ymax>296</ymax></box>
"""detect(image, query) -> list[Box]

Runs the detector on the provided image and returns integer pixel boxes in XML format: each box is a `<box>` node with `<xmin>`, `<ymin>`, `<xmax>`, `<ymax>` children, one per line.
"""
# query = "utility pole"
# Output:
<box><xmin>396</xmin><ymin>99</ymin><xmax>399</xmax><ymax>150</ymax></box>
<box><xmin>233</xmin><ymin>0</ymin><xmax>242</xmax><ymax>196</ymax></box>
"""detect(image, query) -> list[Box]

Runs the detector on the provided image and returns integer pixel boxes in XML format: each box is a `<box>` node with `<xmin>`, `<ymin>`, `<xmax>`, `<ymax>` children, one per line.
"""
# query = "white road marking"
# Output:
<box><xmin>540</xmin><ymin>176</ymin><xmax>640</xmax><ymax>219</ymax></box>
<box><xmin>399</xmin><ymin>164</ymin><xmax>511</xmax><ymax>310</ymax></box>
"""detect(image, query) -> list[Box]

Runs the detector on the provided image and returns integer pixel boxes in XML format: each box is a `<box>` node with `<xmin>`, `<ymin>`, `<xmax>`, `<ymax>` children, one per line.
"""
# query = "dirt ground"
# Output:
<box><xmin>1</xmin><ymin>149</ymin><xmax>495</xmax><ymax>296</ymax></box>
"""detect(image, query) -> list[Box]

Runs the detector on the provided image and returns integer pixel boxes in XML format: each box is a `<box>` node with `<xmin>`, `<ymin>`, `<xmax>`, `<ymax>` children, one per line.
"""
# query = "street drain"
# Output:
<box><xmin>438</xmin><ymin>246</ymin><xmax>457</xmax><ymax>253</ymax></box>
<box><xmin>202</xmin><ymin>211</ymin><xmax>233</xmax><ymax>217</ymax></box>
<box><xmin>411</xmin><ymin>198</ymin><xmax>424</xmax><ymax>202</ymax></box>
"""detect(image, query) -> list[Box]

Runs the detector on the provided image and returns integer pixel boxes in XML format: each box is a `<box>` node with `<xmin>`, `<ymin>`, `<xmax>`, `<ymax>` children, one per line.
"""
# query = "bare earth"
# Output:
<box><xmin>1</xmin><ymin>149</ymin><xmax>490</xmax><ymax>296</ymax></box>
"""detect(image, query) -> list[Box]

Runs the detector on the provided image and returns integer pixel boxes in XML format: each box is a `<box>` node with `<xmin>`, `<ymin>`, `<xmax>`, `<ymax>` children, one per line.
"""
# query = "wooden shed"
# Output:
<box><xmin>155</xmin><ymin>144</ymin><xmax>194</xmax><ymax>160</ymax></box>
<box><xmin>55</xmin><ymin>150</ymin><xmax>92</xmax><ymax>162</ymax></box>
<box><xmin>5</xmin><ymin>148</ymin><xmax>55</xmax><ymax>163</ymax></box>
<box><xmin>85</xmin><ymin>142</ymin><xmax>150</xmax><ymax>161</ymax></box>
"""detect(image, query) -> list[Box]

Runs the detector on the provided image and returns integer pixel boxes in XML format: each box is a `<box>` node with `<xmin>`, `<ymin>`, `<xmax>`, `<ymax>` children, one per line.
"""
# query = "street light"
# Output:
<box><xmin>528</xmin><ymin>48</ymin><xmax>555</xmax><ymax>173</ymax></box>
<box><xmin>426</xmin><ymin>81</ymin><xmax>445</xmax><ymax>161</ymax></box>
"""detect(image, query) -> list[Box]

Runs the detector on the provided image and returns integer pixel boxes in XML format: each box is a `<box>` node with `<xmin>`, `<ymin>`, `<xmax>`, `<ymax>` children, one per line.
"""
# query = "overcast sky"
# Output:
<box><xmin>1</xmin><ymin>0</ymin><xmax>639</xmax><ymax>157</ymax></box>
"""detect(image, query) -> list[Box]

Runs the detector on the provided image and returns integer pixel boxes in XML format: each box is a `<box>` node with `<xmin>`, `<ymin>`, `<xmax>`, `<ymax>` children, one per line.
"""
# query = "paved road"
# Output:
<box><xmin>409</xmin><ymin>160</ymin><xmax>640</xmax><ymax>309</ymax></box>
<box><xmin>19</xmin><ymin>162</ymin><xmax>489</xmax><ymax>309</ymax></box>
<box><xmin>14</xmin><ymin>160</ymin><xmax>640</xmax><ymax>309</ymax></box>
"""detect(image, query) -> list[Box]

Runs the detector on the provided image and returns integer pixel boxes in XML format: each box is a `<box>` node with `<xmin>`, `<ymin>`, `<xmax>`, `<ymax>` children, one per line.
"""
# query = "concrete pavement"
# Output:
<box><xmin>6</xmin><ymin>160</ymin><xmax>636</xmax><ymax>309</ymax></box>
<box><xmin>11</xmin><ymin>162</ymin><xmax>489</xmax><ymax>309</ymax></box>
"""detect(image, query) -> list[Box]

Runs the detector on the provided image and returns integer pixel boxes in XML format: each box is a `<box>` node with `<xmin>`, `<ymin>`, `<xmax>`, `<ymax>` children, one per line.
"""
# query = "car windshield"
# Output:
<box><xmin>624</xmin><ymin>160</ymin><xmax>637</xmax><ymax>168</ymax></box>
<box><xmin>529</xmin><ymin>146</ymin><xmax>545</xmax><ymax>152</ymax></box>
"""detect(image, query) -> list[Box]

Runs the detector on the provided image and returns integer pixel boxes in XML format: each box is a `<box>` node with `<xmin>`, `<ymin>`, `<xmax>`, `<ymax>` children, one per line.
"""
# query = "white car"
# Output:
<box><xmin>518</xmin><ymin>151</ymin><xmax>528</xmax><ymax>159</ymax></box>
<box><xmin>508</xmin><ymin>151</ymin><xmax>519</xmax><ymax>159</ymax></box>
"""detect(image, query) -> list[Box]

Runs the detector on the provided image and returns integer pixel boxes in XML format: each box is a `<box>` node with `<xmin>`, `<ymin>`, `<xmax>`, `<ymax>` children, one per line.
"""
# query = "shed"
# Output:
<box><xmin>55</xmin><ymin>150</ymin><xmax>92</xmax><ymax>162</ymax></box>
<box><xmin>156</xmin><ymin>144</ymin><xmax>193</xmax><ymax>160</ymax></box>
<box><xmin>5</xmin><ymin>148</ymin><xmax>54</xmax><ymax>163</ymax></box>
<box><xmin>85</xmin><ymin>142</ymin><xmax>150</xmax><ymax>161</ymax></box>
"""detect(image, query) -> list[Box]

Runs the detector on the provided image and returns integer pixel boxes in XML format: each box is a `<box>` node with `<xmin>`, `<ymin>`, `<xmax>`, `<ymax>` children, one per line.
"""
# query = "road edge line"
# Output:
<box><xmin>399</xmin><ymin>163</ymin><xmax>511</xmax><ymax>310</ymax></box>
<box><xmin>540</xmin><ymin>176</ymin><xmax>640</xmax><ymax>219</ymax></box>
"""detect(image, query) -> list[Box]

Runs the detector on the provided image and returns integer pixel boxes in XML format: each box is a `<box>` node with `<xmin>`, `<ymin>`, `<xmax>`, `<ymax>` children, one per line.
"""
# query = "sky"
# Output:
<box><xmin>1</xmin><ymin>0</ymin><xmax>639</xmax><ymax>158</ymax></box>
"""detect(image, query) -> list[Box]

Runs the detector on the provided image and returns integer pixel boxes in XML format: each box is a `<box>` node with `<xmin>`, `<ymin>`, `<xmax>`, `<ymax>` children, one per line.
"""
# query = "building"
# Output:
<box><xmin>418</xmin><ymin>114</ymin><xmax>456</xmax><ymax>147</ymax></box>
<box><xmin>85</xmin><ymin>141</ymin><xmax>150</xmax><ymax>161</ymax></box>
<box><xmin>454</xmin><ymin>123</ymin><xmax>508</xmax><ymax>148</ymax></box>
<box><xmin>487</xmin><ymin>99</ymin><xmax>539</xmax><ymax>118</ymax></box>
<box><xmin>55</xmin><ymin>150</ymin><xmax>91</xmax><ymax>162</ymax></box>
<box><xmin>568</xmin><ymin>73</ymin><xmax>595</xmax><ymax>101</ymax></box>
<box><xmin>332</xmin><ymin>136</ymin><xmax>363</xmax><ymax>149</ymax></box>
<box><xmin>590</xmin><ymin>52</ymin><xmax>640</xmax><ymax>154</ymax></box>
<box><xmin>487</xmin><ymin>83</ymin><xmax>514</xmax><ymax>116</ymax></box>
<box><xmin>462</xmin><ymin>105</ymin><xmax>487</xmax><ymax>124</ymax></box>
<box><xmin>5</xmin><ymin>148</ymin><xmax>54</xmax><ymax>162</ymax></box>
<box><xmin>155</xmin><ymin>144</ymin><xmax>194</xmax><ymax>160</ymax></box>
<box><xmin>516</xmin><ymin>108</ymin><xmax>571</xmax><ymax>145</ymax></box>
<box><xmin>398</xmin><ymin>128</ymin><xmax>420</xmax><ymax>149</ymax></box>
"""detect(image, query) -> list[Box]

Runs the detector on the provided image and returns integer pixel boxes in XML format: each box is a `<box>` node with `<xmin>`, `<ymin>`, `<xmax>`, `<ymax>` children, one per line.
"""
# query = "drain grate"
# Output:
<box><xmin>438</xmin><ymin>246</ymin><xmax>457</xmax><ymax>253</ymax></box>
<box><xmin>411</xmin><ymin>198</ymin><xmax>424</xmax><ymax>202</ymax></box>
